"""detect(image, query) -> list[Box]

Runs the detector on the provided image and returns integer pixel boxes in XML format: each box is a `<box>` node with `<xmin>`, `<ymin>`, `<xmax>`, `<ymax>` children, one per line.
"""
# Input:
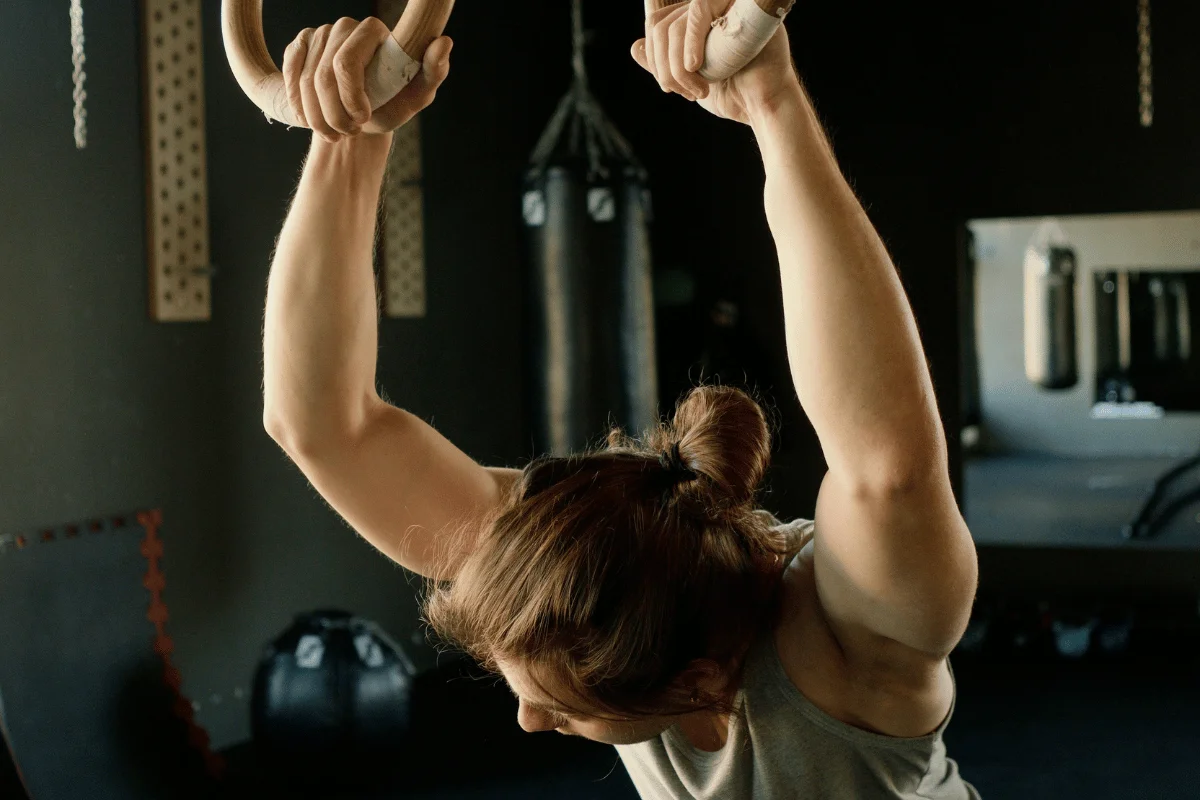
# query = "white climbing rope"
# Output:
<box><xmin>70</xmin><ymin>0</ymin><xmax>88</xmax><ymax>148</ymax></box>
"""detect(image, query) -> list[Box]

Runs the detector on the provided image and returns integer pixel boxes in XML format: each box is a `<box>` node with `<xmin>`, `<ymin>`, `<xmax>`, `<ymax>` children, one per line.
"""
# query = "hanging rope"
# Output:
<box><xmin>571</xmin><ymin>0</ymin><xmax>588</xmax><ymax>90</ymax></box>
<box><xmin>69</xmin><ymin>0</ymin><xmax>87</xmax><ymax>149</ymax></box>
<box><xmin>1137</xmin><ymin>0</ymin><xmax>1153</xmax><ymax>128</ymax></box>
<box><xmin>528</xmin><ymin>0</ymin><xmax>645</xmax><ymax>183</ymax></box>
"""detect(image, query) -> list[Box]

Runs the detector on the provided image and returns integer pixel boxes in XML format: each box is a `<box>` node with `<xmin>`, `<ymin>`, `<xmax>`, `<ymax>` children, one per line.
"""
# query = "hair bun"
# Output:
<box><xmin>666</xmin><ymin>386</ymin><xmax>771</xmax><ymax>507</ymax></box>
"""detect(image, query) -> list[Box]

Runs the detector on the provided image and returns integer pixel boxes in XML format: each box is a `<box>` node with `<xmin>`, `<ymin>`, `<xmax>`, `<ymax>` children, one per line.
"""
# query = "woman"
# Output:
<box><xmin>262</xmin><ymin>2</ymin><xmax>980</xmax><ymax>798</ymax></box>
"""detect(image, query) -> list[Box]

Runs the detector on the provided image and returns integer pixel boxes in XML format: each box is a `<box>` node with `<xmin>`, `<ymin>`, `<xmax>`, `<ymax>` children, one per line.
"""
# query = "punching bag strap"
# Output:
<box><xmin>220</xmin><ymin>0</ymin><xmax>455</xmax><ymax>128</ymax></box>
<box><xmin>646</xmin><ymin>0</ymin><xmax>794</xmax><ymax>82</ymax></box>
<box><xmin>529</xmin><ymin>0</ymin><xmax>645</xmax><ymax>183</ymax></box>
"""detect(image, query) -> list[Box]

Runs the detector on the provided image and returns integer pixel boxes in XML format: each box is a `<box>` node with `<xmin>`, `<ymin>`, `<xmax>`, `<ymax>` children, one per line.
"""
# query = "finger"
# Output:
<box><xmin>669</xmin><ymin>11</ymin><xmax>706</xmax><ymax>99</ymax></box>
<box><xmin>631</xmin><ymin>38</ymin><xmax>651</xmax><ymax>73</ymax></box>
<box><xmin>332</xmin><ymin>17</ymin><xmax>393</xmax><ymax>125</ymax></box>
<box><xmin>282</xmin><ymin>28</ymin><xmax>313</xmax><ymax>127</ymax></box>
<box><xmin>316</xmin><ymin>18</ymin><xmax>361</xmax><ymax>136</ymax></box>
<box><xmin>643</xmin><ymin>17</ymin><xmax>656</xmax><ymax>84</ymax></box>
<box><xmin>403</xmin><ymin>35</ymin><xmax>453</xmax><ymax>108</ymax></box>
<box><xmin>300</xmin><ymin>26</ymin><xmax>338</xmax><ymax>141</ymax></box>
<box><xmin>652</xmin><ymin>7</ymin><xmax>690</xmax><ymax>94</ymax></box>
<box><xmin>644</xmin><ymin>2</ymin><xmax>683</xmax><ymax>84</ymax></box>
<box><xmin>684</xmin><ymin>0</ymin><xmax>715</xmax><ymax>74</ymax></box>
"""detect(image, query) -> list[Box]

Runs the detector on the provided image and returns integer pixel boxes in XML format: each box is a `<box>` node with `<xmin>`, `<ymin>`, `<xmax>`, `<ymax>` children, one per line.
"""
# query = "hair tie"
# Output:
<box><xmin>659</xmin><ymin>443</ymin><xmax>698</xmax><ymax>484</ymax></box>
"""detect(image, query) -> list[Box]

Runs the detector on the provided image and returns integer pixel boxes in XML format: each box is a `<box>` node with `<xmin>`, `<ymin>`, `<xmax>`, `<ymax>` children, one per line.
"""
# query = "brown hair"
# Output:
<box><xmin>422</xmin><ymin>385</ymin><xmax>791</xmax><ymax>719</ymax></box>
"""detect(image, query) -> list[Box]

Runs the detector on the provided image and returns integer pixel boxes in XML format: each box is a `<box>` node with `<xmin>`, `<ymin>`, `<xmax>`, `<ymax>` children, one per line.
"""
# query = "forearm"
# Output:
<box><xmin>263</xmin><ymin>133</ymin><xmax>393</xmax><ymax>444</ymax></box>
<box><xmin>751</xmin><ymin>86</ymin><xmax>946</xmax><ymax>487</ymax></box>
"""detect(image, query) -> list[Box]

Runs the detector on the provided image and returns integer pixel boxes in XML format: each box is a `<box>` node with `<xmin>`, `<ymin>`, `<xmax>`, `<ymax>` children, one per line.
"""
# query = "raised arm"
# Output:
<box><xmin>262</xmin><ymin>20</ymin><xmax>515</xmax><ymax>580</ymax></box>
<box><xmin>635</xmin><ymin>2</ymin><xmax>977</xmax><ymax>664</ymax></box>
<box><xmin>753</xmin><ymin>83</ymin><xmax>977</xmax><ymax>658</ymax></box>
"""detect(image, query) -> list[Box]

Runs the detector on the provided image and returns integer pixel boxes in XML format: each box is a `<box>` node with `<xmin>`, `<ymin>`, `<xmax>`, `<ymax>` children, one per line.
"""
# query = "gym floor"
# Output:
<box><xmin>221</xmin><ymin>642</ymin><xmax>1200</xmax><ymax>799</ymax></box>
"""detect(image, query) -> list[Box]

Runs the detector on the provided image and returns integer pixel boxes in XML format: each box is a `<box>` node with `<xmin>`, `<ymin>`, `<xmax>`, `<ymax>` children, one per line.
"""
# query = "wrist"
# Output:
<box><xmin>746</xmin><ymin>79</ymin><xmax>809</xmax><ymax>136</ymax></box>
<box><xmin>304</xmin><ymin>132</ymin><xmax>394</xmax><ymax>196</ymax></box>
<box><xmin>308</xmin><ymin>132</ymin><xmax>393</xmax><ymax>172</ymax></box>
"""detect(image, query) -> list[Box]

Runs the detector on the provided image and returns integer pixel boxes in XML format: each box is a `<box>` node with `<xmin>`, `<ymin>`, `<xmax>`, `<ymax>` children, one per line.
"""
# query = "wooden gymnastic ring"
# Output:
<box><xmin>221</xmin><ymin>0</ymin><xmax>455</xmax><ymax>129</ymax></box>
<box><xmin>646</xmin><ymin>0</ymin><xmax>794</xmax><ymax>82</ymax></box>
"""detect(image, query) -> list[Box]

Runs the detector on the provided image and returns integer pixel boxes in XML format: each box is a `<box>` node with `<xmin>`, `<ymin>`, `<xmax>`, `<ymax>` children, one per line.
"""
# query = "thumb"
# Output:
<box><xmin>414</xmin><ymin>36</ymin><xmax>453</xmax><ymax>97</ymax></box>
<box><xmin>684</xmin><ymin>0</ymin><xmax>717</xmax><ymax>72</ymax></box>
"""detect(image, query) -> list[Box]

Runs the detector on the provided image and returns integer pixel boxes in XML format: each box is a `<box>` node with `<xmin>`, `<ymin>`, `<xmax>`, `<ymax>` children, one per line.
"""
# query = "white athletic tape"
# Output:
<box><xmin>700</xmin><ymin>0</ymin><xmax>786</xmax><ymax>82</ymax></box>
<box><xmin>363</xmin><ymin>35</ymin><xmax>421</xmax><ymax>111</ymax></box>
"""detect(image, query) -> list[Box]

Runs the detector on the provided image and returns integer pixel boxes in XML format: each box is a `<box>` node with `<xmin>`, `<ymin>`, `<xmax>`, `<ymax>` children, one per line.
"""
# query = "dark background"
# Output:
<box><xmin>2</xmin><ymin>0</ymin><xmax>1199</xmax><ymax>775</ymax></box>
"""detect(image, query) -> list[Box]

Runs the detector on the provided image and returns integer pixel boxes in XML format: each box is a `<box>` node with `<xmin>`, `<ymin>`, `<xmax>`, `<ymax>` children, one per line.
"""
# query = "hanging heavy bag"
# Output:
<box><xmin>524</xmin><ymin>0</ymin><xmax>793</xmax><ymax>455</ymax></box>
<box><xmin>524</xmin><ymin>1</ymin><xmax>661</xmax><ymax>456</ymax></box>
<box><xmin>524</xmin><ymin>160</ymin><xmax>658</xmax><ymax>455</ymax></box>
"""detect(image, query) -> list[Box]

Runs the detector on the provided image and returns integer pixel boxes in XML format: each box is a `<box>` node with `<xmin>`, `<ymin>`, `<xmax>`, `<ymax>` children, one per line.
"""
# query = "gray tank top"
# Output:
<box><xmin>615</xmin><ymin>518</ymin><xmax>980</xmax><ymax>800</ymax></box>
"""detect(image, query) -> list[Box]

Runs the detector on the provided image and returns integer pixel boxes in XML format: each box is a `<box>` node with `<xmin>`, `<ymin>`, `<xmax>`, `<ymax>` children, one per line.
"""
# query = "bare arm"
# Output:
<box><xmin>635</xmin><ymin>2</ymin><xmax>977</xmax><ymax>664</ymax></box>
<box><xmin>262</xmin><ymin>21</ymin><xmax>511</xmax><ymax>580</ymax></box>
<box><xmin>751</xmin><ymin>84</ymin><xmax>976</xmax><ymax>659</ymax></box>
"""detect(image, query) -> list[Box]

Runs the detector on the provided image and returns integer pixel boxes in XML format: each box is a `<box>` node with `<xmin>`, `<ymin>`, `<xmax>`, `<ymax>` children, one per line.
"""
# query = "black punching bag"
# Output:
<box><xmin>250</xmin><ymin>610</ymin><xmax>415</xmax><ymax>773</ymax></box>
<box><xmin>524</xmin><ymin>1</ymin><xmax>658</xmax><ymax>455</ymax></box>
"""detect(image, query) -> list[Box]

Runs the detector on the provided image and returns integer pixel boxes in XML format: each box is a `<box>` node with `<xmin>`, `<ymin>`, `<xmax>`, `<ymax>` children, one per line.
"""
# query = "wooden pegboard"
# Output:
<box><xmin>377</xmin><ymin>0</ymin><xmax>427</xmax><ymax>319</ymax></box>
<box><xmin>143</xmin><ymin>0</ymin><xmax>211</xmax><ymax>322</ymax></box>
<box><xmin>382</xmin><ymin>119</ymin><xmax>426</xmax><ymax>318</ymax></box>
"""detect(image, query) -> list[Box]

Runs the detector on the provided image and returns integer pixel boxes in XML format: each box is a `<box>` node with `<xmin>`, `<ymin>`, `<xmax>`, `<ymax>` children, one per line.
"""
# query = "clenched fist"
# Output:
<box><xmin>283</xmin><ymin>17</ymin><xmax>453</xmax><ymax>141</ymax></box>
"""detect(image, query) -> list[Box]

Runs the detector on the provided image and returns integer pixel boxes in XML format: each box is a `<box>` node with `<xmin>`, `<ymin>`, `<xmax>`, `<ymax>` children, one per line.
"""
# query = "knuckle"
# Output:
<box><xmin>332</xmin><ymin>54</ymin><xmax>356</xmax><ymax>80</ymax></box>
<box><xmin>315</xmin><ymin>64</ymin><xmax>338</xmax><ymax>87</ymax></box>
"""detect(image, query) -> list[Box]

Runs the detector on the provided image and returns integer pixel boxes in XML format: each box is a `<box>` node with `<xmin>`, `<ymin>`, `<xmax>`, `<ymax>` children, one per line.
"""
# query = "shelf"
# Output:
<box><xmin>964</xmin><ymin>455</ymin><xmax>1200</xmax><ymax>551</ymax></box>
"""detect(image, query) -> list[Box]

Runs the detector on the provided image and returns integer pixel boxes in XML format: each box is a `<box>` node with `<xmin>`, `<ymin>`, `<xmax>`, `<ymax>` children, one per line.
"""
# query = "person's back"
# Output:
<box><xmin>259</xmin><ymin>4</ymin><xmax>981</xmax><ymax>798</ymax></box>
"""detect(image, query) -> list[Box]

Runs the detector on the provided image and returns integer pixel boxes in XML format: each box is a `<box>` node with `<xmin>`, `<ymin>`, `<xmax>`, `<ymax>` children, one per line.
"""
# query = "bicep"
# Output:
<box><xmin>278</xmin><ymin>401</ymin><xmax>518</xmax><ymax>580</ymax></box>
<box><xmin>811</xmin><ymin>472</ymin><xmax>978</xmax><ymax>662</ymax></box>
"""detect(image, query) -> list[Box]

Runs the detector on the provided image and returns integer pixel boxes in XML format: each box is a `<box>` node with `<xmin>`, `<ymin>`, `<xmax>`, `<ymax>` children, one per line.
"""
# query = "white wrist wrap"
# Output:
<box><xmin>700</xmin><ymin>0</ymin><xmax>787</xmax><ymax>82</ymax></box>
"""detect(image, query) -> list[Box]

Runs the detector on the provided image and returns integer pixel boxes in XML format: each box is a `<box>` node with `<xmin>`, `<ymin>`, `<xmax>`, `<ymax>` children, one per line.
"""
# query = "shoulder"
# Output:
<box><xmin>770</xmin><ymin>539</ymin><xmax>955</xmax><ymax>739</ymax></box>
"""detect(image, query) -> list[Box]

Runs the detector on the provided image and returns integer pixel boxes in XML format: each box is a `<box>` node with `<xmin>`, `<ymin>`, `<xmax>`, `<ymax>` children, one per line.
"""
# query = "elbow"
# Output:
<box><xmin>263</xmin><ymin>394</ymin><xmax>380</xmax><ymax>456</ymax></box>
<box><xmin>855</xmin><ymin>431</ymin><xmax>952</xmax><ymax>497</ymax></box>
<box><xmin>264</xmin><ymin>412</ymin><xmax>307</xmax><ymax>457</ymax></box>
<box><xmin>263</xmin><ymin>409</ymin><xmax>358</xmax><ymax>458</ymax></box>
